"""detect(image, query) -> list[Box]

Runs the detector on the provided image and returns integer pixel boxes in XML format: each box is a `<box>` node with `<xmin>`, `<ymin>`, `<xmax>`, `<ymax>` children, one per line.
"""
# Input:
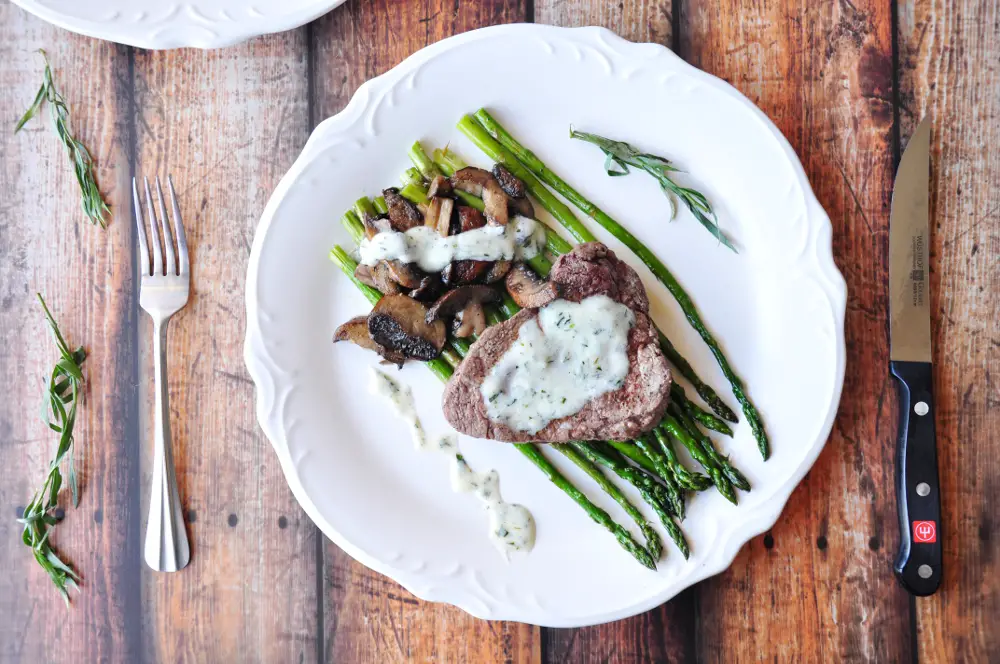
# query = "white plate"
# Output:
<box><xmin>245</xmin><ymin>24</ymin><xmax>847</xmax><ymax>627</ymax></box>
<box><xmin>11</xmin><ymin>0</ymin><xmax>346</xmax><ymax>49</ymax></box>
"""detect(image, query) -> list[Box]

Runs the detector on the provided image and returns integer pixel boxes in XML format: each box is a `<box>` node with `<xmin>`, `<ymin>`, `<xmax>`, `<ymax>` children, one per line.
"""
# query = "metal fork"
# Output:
<box><xmin>133</xmin><ymin>175</ymin><xmax>191</xmax><ymax>573</ymax></box>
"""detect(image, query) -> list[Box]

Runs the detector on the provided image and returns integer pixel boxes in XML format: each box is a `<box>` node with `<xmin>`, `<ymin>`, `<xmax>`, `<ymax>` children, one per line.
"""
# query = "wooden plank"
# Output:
<box><xmin>679</xmin><ymin>0</ymin><xmax>914</xmax><ymax>660</ymax></box>
<box><xmin>132</xmin><ymin>34</ymin><xmax>318</xmax><ymax>663</ymax></box>
<box><xmin>897</xmin><ymin>1</ymin><xmax>1000</xmax><ymax>661</ymax></box>
<box><xmin>310</xmin><ymin>2</ymin><xmax>540</xmax><ymax>662</ymax></box>
<box><xmin>0</xmin><ymin>10</ymin><xmax>141</xmax><ymax>663</ymax></box>
<box><xmin>529</xmin><ymin>3</ymin><xmax>698</xmax><ymax>662</ymax></box>
<box><xmin>534</xmin><ymin>0</ymin><xmax>673</xmax><ymax>47</ymax></box>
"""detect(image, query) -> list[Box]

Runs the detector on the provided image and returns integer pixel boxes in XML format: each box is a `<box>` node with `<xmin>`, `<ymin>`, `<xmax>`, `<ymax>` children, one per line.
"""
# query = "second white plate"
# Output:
<box><xmin>245</xmin><ymin>24</ymin><xmax>847</xmax><ymax>627</ymax></box>
<box><xmin>11</xmin><ymin>0</ymin><xmax>347</xmax><ymax>48</ymax></box>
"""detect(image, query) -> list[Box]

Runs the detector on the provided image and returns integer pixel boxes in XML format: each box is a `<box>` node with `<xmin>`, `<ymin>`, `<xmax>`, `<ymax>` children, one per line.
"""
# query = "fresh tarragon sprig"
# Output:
<box><xmin>570</xmin><ymin>129</ymin><xmax>737</xmax><ymax>252</ymax></box>
<box><xmin>14</xmin><ymin>50</ymin><xmax>110</xmax><ymax>228</ymax></box>
<box><xmin>17</xmin><ymin>295</ymin><xmax>88</xmax><ymax>605</ymax></box>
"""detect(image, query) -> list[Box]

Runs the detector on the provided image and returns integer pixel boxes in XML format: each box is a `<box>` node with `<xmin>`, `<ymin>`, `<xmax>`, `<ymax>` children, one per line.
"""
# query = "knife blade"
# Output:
<box><xmin>888</xmin><ymin>117</ymin><xmax>942</xmax><ymax>596</ymax></box>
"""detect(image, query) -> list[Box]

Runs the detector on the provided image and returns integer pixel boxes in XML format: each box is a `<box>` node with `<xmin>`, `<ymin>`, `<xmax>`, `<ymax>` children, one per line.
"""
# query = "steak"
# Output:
<box><xmin>442</xmin><ymin>243</ymin><xmax>671</xmax><ymax>443</ymax></box>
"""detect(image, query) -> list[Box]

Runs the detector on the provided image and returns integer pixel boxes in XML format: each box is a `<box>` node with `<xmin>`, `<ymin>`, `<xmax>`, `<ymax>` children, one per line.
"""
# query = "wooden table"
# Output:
<box><xmin>0</xmin><ymin>0</ymin><xmax>996</xmax><ymax>661</ymax></box>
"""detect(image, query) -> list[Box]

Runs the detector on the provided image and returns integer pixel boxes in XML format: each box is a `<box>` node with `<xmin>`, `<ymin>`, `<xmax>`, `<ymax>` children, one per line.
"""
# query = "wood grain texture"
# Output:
<box><xmin>534</xmin><ymin>0</ymin><xmax>672</xmax><ymax>48</ymax></box>
<box><xmin>310</xmin><ymin>2</ymin><xmax>540</xmax><ymax>662</ymax></box>
<box><xmin>531</xmin><ymin>3</ymin><xmax>697</xmax><ymax>662</ymax></box>
<box><xmin>679</xmin><ymin>0</ymin><xmax>913</xmax><ymax>661</ymax></box>
<box><xmin>131</xmin><ymin>33</ymin><xmax>318</xmax><ymax>664</ymax></box>
<box><xmin>0</xmin><ymin>8</ymin><xmax>141</xmax><ymax>664</ymax></box>
<box><xmin>898</xmin><ymin>1</ymin><xmax>1000</xmax><ymax>661</ymax></box>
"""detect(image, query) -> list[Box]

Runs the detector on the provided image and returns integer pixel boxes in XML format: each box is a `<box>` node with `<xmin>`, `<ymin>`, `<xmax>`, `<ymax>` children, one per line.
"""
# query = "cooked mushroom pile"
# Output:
<box><xmin>335</xmin><ymin>164</ymin><xmax>562</xmax><ymax>365</ymax></box>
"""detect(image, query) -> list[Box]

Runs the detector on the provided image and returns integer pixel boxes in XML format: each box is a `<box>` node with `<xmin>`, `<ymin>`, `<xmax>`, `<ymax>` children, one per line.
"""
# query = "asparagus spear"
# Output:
<box><xmin>353</xmin><ymin>196</ymin><xmax>377</xmax><ymax>221</ymax></box>
<box><xmin>671</xmin><ymin>383</ymin><xmax>733</xmax><ymax>436</ymax></box>
<box><xmin>661</xmin><ymin>335</ymin><xmax>737</xmax><ymax>423</ymax></box>
<box><xmin>555</xmin><ymin>444</ymin><xmax>663</xmax><ymax>560</ymax></box>
<box><xmin>572</xmin><ymin>443</ymin><xmax>690</xmax><ymax>558</ymax></box>
<box><xmin>517</xmin><ymin>444</ymin><xmax>656</xmax><ymax>569</ymax></box>
<box><xmin>659</xmin><ymin>417</ymin><xmax>737</xmax><ymax>505</ymax></box>
<box><xmin>651</xmin><ymin>427</ymin><xmax>713</xmax><ymax>492</ymax></box>
<box><xmin>606</xmin><ymin>440</ymin><xmax>662</xmax><ymax>478</ymax></box>
<box><xmin>401</xmin><ymin>167</ymin><xmax>425</xmax><ymax>188</ymax></box>
<box><xmin>671</xmin><ymin>403</ymin><xmax>750</xmax><ymax>492</ymax></box>
<box><xmin>408</xmin><ymin>141</ymin><xmax>440</xmax><ymax>180</ymax></box>
<box><xmin>432</xmin><ymin>147</ymin><xmax>468</xmax><ymax>176</ymax></box>
<box><xmin>331</xmin><ymin>238</ymin><xmax>655</xmax><ymax>569</ymax></box>
<box><xmin>631</xmin><ymin>435</ymin><xmax>685</xmax><ymax>518</ymax></box>
<box><xmin>464</xmin><ymin>110</ymin><xmax>769</xmax><ymax>459</ymax></box>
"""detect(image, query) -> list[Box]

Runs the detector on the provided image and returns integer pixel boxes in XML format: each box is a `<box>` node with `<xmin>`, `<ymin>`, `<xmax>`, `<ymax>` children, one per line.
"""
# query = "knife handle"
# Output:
<box><xmin>890</xmin><ymin>360</ymin><xmax>942</xmax><ymax>596</ymax></box>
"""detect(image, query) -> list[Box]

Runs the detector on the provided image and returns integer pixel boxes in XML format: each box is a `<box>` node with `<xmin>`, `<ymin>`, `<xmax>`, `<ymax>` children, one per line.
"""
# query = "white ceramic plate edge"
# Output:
<box><xmin>244</xmin><ymin>24</ymin><xmax>848</xmax><ymax>627</ymax></box>
<box><xmin>10</xmin><ymin>0</ymin><xmax>347</xmax><ymax>49</ymax></box>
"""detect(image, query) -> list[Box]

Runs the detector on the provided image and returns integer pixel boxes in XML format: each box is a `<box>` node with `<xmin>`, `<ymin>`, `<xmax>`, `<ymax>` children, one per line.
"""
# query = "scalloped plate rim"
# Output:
<box><xmin>10</xmin><ymin>0</ymin><xmax>348</xmax><ymax>49</ymax></box>
<box><xmin>244</xmin><ymin>24</ymin><xmax>847</xmax><ymax>627</ymax></box>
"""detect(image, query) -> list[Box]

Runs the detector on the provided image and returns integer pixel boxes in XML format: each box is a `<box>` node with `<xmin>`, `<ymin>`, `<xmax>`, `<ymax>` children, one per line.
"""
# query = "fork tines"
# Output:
<box><xmin>132</xmin><ymin>176</ymin><xmax>189</xmax><ymax>277</ymax></box>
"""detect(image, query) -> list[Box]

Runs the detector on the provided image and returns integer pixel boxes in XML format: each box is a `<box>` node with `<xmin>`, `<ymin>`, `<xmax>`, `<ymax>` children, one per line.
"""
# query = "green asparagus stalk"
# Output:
<box><xmin>401</xmin><ymin>167</ymin><xmax>425</xmax><ymax>188</ymax></box>
<box><xmin>353</xmin><ymin>196</ymin><xmax>377</xmax><ymax>221</ymax></box>
<box><xmin>606</xmin><ymin>440</ymin><xmax>662</xmax><ymax>478</ymax></box>
<box><xmin>632</xmin><ymin>435</ymin><xmax>685</xmax><ymax>518</ymax></box>
<box><xmin>660</xmin><ymin>416</ymin><xmax>737</xmax><ymax>504</ymax></box>
<box><xmin>572</xmin><ymin>443</ymin><xmax>690</xmax><ymax>558</ymax></box>
<box><xmin>651</xmin><ymin>427</ymin><xmax>713</xmax><ymax>492</ymax></box>
<box><xmin>671</xmin><ymin>403</ymin><xmax>750</xmax><ymax>492</ymax></box>
<box><xmin>408</xmin><ymin>141</ymin><xmax>440</xmax><ymax>180</ymax></box>
<box><xmin>555</xmin><ymin>445</ymin><xmax>662</xmax><ymax>560</ymax></box>
<box><xmin>516</xmin><ymin>444</ymin><xmax>656</xmax><ymax>569</ymax></box>
<box><xmin>660</xmin><ymin>334</ymin><xmax>737</xmax><ymax>423</ymax></box>
<box><xmin>373</xmin><ymin>196</ymin><xmax>388</xmax><ymax>214</ymax></box>
<box><xmin>465</xmin><ymin>110</ymin><xmax>769</xmax><ymax>459</ymax></box>
<box><xmin>671</xmin><ymin>383</ymin><xmax>733</xmax><ymax>436</ymax></box>
<box><xmin>432</xmin><ymin>147</ymin><xmax>468</xmax><ymax>176</ymax></box>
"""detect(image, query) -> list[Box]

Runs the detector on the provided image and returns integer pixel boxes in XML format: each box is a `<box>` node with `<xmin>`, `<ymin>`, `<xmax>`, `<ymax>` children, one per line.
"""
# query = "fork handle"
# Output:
<box><xmin>144</xmin><ymin>320</ymin><xmax>191</xmax><ymax>572</ymax></box>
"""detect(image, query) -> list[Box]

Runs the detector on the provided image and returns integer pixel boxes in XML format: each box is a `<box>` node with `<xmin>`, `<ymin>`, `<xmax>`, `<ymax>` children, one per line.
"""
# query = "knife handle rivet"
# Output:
<box><xmin>918</xmin><ymin>564</ymin><xmax>933</xmax><ymax>579</ymax></box>
<box><xmin>914</xmin><ymin>401</ymin><xmax>929</xmax><ymax>416</ymax></box>
<box><xmin>916</xmin><ymin>482</ymin><xmax>931</xmax><ymax>497</ymax></box>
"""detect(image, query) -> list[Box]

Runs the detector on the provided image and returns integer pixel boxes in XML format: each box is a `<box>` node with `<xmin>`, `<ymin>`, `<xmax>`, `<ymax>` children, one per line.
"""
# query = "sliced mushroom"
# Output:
<box><xmin>443</xmin><ymin>206</ymin><xmax>492</xmax><ymax>284</ymax></box>
<box><xmin>451</xmin><ymin>167</ymin><xmax>509</xmax><ymax>226</ymax></box>
<box><xmin>425</xmin><ymin>285</ymin><xmax>501</xmax><ymax>324</ymax></box>
<box><xmin>427</xmin><ymin>174</ymin><xmax>452</xmax><ymax>199</ymax></box>
<box><xmin>509</xmin><ymin>196</ymin><xmax>535</xmax><ymax>219</ymax></box>
<box><xmin>484</xmin><ymin>260</ymin><xmax>512</xmax><ymax>284</ymax></box>
<box><xmin>385</xmin><ymin>260</ymin><xmax>424</xmax><ymax>289</ymax></box>
<box><xmin>354</xmin><ymin>264</ymin><xmax>378</xmax><ymax>289</ymax></box>
<box><xmin>454</xmin><ymin>302</ymin><xmax>487</xmax><ymax>338</ymax></box>
<box><xmin>368</xmin><ymin>294</ymin><xmax>446</xmax><ymax>361</ymax></box>
<box><xmin>371</xmin><ymin>261</ymin><xmax>402</xmax><ymax>295</ymax></box>
<box><xmin>505</xmin><ymin>263</ymin><xmax>561</xmax><ymax>309</ymax></box>
<box><xmin>362</xmin><ymin>214</ymin><xmax>393</xmax><ymax>239</ymax></box>
<box><xmin>456</xmin><ymin>205</ymin><xmax>486</xmax><ymax>231</ymax></box>
<box><xmin>492</xmin><ymin>164</ymin><xmax>527</xmax><ymax>199</ymax></box>
<box><xmin>442</xmin><ymin>260</ymin><xmax>491</xmax><ymax>285</ymax></box>
<box><xmin>334</xmin><ymin>315</ymin><xmax>406</xmax><ymax>367</ymax></box>
<box><xmin>382</xmin><ymin>187</ymin><xmax>423</xmax><ymax>231</ymax></box>
<box><xmin>425</xmin><ymin>196</ymin><xmax>456</xmax><ymax>238</ymax></box>
<box><xmin>408</xmin><ymin>274</ymin><xmax>444</xmax><ymax>302</ymax></box>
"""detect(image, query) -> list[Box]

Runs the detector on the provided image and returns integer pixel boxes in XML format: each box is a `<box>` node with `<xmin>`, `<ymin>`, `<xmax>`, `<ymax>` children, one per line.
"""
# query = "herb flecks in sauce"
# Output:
<box><xmin>359</xmin><ymin>215</ymin><xmax>545</xmax><ymax>272</ymax></box>
<box><xmin>370</xmin><ymin>368</ymin><xmax>536</xmax><ymax>557</ymax></box>
<box><xmin>480</xmin><ymin>295</ymin><xmax>634</xmax><ymax>434</ymax></box>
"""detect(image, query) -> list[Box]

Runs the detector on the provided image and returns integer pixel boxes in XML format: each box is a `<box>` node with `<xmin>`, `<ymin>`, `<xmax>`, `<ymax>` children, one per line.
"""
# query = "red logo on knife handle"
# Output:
<box><xmin>913</xmin><ymin>521</ymin><xmax>937</xmax><ymax>543</ymax></box>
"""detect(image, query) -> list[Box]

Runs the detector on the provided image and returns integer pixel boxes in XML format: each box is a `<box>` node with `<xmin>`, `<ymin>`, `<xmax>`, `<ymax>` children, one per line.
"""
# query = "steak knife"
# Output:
<box><xmin>889</xmin><ymin>117</ymin><xmax>942</xmax><ymax>596</ymax></box>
